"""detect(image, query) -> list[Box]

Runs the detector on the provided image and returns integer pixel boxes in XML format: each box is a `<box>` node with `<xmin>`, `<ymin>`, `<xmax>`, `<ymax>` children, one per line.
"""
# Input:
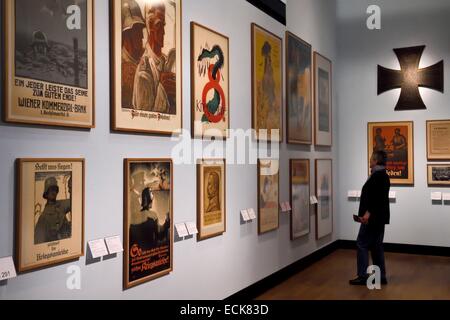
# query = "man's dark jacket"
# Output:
<box><xmin>358</xmin><ymin>170</ymin><xmax>391</xmax><ymax>229</ymax></box>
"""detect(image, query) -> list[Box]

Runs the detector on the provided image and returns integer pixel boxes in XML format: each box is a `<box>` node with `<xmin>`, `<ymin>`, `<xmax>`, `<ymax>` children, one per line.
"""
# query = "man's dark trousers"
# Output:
<box><xmin>356</xmin><ymin>224</ymin><xmax>386</xmax><ymax>279</ymax></box>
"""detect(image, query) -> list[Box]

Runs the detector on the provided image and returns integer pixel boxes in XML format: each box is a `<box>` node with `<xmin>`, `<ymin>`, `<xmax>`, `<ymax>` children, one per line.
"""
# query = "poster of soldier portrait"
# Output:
<box><xmin>290</xmin><ymin>159</ymin><xmax>310</xmax><ymax>240</ymax></box>
<box><xmin>4</xmin><ymin>0</ymin><xmax>94</xmax><ymax>128</ymax></box>
<box><xmin>191</xmin><ymin>22</ymin><xmax>230</xmax><ymax>139</ymax></box>
<box><xmin>252</xmin><ymin>24</ymin><xmax>283</xmax><ymax>142</ymax></box>
<box><xmin>286</xmin><ymin>32</ymin><xmax>312</xmax><ymax>145</ymax></box>
<box><xmin>124</xmin><ymin>159</ymin><xmax>173</xmax><ymax>289</ymax></box>
<box><xmin>197</xmin><ymin>159</ymin><xmax>226</xmax><ymax>241</ymax></box>
<box><xmin>258</xmin><ymin>159</ymin><xmax>279</xmax><ymax>234</ymax></box>
<box><xmin>368</xmin><ymin>122</ymin><xmax>414</xmax><ymax>185</ymax></box>
<box><xmin>315</xmin><ymin>159</ymin><xmax>333</xmax><ymax>240</ymax></box>
<box><xmin>112</xmin><ymin>0</ymin><xmax>182</xmax><ymax>135</ymax></box>
<box><xmin>314</xmin><ymin>52</ymin><xmax>332</xmax><ymax>147</ymax></box>
<box><xmin>427</xmin><ymin>164</ymin><xmax>450</xmax><ymax>186</ymax></box>
<box><xmin>16</xmin><ymin>159</ymin><xmax>85</xmax><ymax>273</ymax></box>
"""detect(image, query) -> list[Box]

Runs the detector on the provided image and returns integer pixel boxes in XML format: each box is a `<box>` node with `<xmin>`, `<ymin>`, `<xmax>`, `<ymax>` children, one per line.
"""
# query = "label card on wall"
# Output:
<box><xmin>280</xmin><ymin>202</ymin><xmax>287</xmax><ymax>212</ymax></box>
<box><xmin>175</xmin><ymin>223</ymin><xmax>189</xmax><ymax>237</ymax></box>
<box><xmin>105</xmin><ymin>236</ymin><xmax>124</xmax><ymax>255</ymax></box>
<box><xmin>0</xmin><ymin>256</ymin><xmax>17</xmax><ymax>280</ymax></box>
<box><xmin>185</xmin><ymin>222</ymin><xmax>199</xmax><ymax>235</ymax></box>
<box><xmin>431</xmin><ymin>192</ymin><xmax>443</xmax><ymax>201</ymax></box>
<box><xmin>310</xmin><ymin>196</ymin><xmax>318</xmax><ymax>204</ymax></box>
<box><xmin>248</xmin><ymin>208</ymin><xmax>257</xmax><ymax>220</ymax></box>
<box><xmin>443</xmin><ymin>193</ymin><xmax>450</xmax><ymax>201</ymax></box>
<box><xmin>285</xmin><ymin>202</ymin><xmax>292</xmax><ymax>211</ymax></box>
<box><xmin>389</xmin><ymin>191</ymin><xmax>397</xmax><ymax>199</ymax></box>
<box><xmin>241</xmin><ymin>209</ymin><xmax>250</xmax><ymax>221</ymax></box>
<box><xmin>88</xmin><ymin>239</ymin><xmax>109</xmax><ymax>259</ymax></box>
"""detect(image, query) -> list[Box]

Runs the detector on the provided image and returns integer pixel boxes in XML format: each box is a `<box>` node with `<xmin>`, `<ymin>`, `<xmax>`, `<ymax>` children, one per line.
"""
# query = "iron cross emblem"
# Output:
<box><xmin>378</xmin><ymin>45</ymin><xmax>444</xmax><ymax>111</ymax></box>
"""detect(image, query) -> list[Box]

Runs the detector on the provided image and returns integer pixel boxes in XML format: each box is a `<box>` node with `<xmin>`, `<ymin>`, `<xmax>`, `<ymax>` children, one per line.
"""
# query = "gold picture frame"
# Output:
<box><xmin>313</xmin><ymin>52</ymin><xmax>332</xmax><ymax>147</ymax></box>
<box><xmin>257</xmin><ymin>159</ymin><xmax>280</xmax><ymax>234</ymax></box>
<box><xmin>426</xmin><ymin>120</ymin><xmax>450</xmax><ymax>161</ymax></box>
<box><xmin>427</xmin><ymin>164</ymin><xmax>450</xmax><ymax>186</ymax></box>
<box><xmin>289</xmin><ymin>159</ymin><xmax>311</xmax><ymax>240</ymax></box>
<box><xmin>315</xmin><ymin>159</ymin><xmax>333</xmax><ymax>240</ymax></box>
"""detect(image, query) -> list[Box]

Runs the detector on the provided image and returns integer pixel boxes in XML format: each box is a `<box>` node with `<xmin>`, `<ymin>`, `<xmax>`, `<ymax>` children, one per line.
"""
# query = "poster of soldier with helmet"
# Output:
<box><xmin>124</xmin><ymin>159</ymin><xmax>173</xmax><ymax>289</ymax></box>
<box><xmin>16</xmin><ymin>159</ymin><xmax>85</xmax><ymax>273</ymax></box>
<box><xmin>4</xmin><ymin>0</ymin><xmax>95</xmax><ymax>128</ymax></box>
<box><xmin>112</xmin><ymin>0</ymin><xmax>182</xmax><ymax>135</ymax></box>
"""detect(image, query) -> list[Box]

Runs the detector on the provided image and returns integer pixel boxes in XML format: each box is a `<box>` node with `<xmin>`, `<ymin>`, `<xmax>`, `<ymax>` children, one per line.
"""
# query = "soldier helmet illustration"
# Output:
<box><xmin>31</xmin><ymin>30</ymin><xmax>50</xmax><ymax>53</ymax></box>
<box><xmin>122</xmin><ymin>0</ymin><xmax>145</xmax><ymax>32</ymax></box>
<box><xmin>43</xmin><ymin>176</ymin><xmax>59</xmax><ymax>199</ymax></box>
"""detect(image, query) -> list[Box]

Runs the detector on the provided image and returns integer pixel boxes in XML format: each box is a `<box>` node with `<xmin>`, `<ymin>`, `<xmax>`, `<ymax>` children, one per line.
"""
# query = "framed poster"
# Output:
<box><xmin>16</xmin><ymin>158</ymin><xmax>85</xmax><ymax>273</ymax></box>
<box><xmin>111</xmin><ymin>0</ymin><xmax>182</xmax><ymax>135</ymax></box>
<box><xmin>314</xmin><ymin>52</ymin><xmax>332</xmax><ymax>147</ymax></box>
<box><xmin>124</xmin><ymin>159</ymin><xmax>173</xmax><ymax>289</ymax></box>
<box><xmin>427</xmin><ymin>164</ymin><xmax>450</xmax><ymax>186</ymax></box>
<box><xmin>3</xmin><ymin>0</ymin><xmax>95</xmax><ymax>128</ymax></box>
<box><xmin>251</xmin><ymin>23</ymin><xmax>283</xmax><ymax>142</ymax></box>
<box><xmin>290</xmin><ymin>159</ymin><xmax>310</xmax><ymax>240</ymax></box>
<box><xmin>197</xmin><ymin>159</ymin><xmax>226</xmax><ymax>240</ymax></box>
<box><xmin>427</xmin><ymin>120</ymin><xmax>450</xmax><ymax>160</ymax></box>
<box><xmin>257</xmin><ymin>159</ymin><xmax>279</xmax><ymax>234</ymax></box>
<box><xmin>191</xmin><ymin>22</ymin><xmax>229</xmax><ymax>140</ymax></box>
<box><xmin>286</xmin><ymin>32</ymin><xmax>312</xmax><ymax>145</ymax></box>
<box><xmin>315</xmin><ymin>159</ymin><xmax>333</xmax><ymax>240</ymax></box>
<box><xmin>368</xmin><ymin>121</ymin><xmax>414</xmax><ymax>185</ymax></box>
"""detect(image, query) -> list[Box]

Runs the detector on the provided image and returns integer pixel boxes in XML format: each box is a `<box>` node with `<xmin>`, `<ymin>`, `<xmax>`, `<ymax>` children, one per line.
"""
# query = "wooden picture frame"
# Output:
<box><xmin>123</xmin><ymin>158</ymin><xmax>173</xmax><ymax>289</ymax></box>
<box><xmin>427</xmin><ymin>120</ymin><xmax>450</xmax><ymax>161</ymax></box>
<box><xmin>111</xmin><ymin>0</ymin><xmax>182</xmax><ymax>135</ymax></box>
<box><xmin>289</xmin><ymin>159</ymin><xmax>311</xmax><ymax>240</ymax></box>
<box><xmin>368</xmin><ymin>121</ymin><xmax>414</xmax><ymax>185</ymax></box>
<box><xmin>315</xmin><ymin>159</ymin><xmax>333</xmax><ymax>240</ymax></box>
<box><xmin>286</xmin><ymin>31</ymin><xmax>312</xmax><ymax>145</ymax></box>
<box><xmin>251</xmin><ymin>23</ymin><xmax>283</xmax><ymax>142</ymax></box>
<box><xmin>16</xmin><ymin>158</ymin><xmax>85</xmax><ymax>273</ymax></box>
<box><xmin>427</xmin><ymin>164</ymin><xmax>450</xmax><ymax>186</ymax></box>
<box><xmin>197</xmin><ymin>159</ymin><xmax>226</xmax><ymax>241</ymax></box>
<box><xmin>257</xmin><ymin>159</ymin><xmax>280</xmax><ymax>234</ymax></box>
<box><xmin>313</xmin><ymin>52</ymin><xmax>332</xmax><ymax>147</ymax></box>
<box><xmin>3</xmin><ymin>0</ymin><xmax>95</xmax><ymax>128</ymax></box>
<box><xmin>191</xmin><ymin>22</ymin><xmax>230</xmax><ymax>140</ymax></box>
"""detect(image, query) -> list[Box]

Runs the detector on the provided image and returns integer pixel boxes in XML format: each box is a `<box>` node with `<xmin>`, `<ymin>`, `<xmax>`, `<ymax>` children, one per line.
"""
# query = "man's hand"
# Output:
<box><xmin>360</xmin><ymin>211</ymin><xmax>370</xmax><ymax>225</ymax></box>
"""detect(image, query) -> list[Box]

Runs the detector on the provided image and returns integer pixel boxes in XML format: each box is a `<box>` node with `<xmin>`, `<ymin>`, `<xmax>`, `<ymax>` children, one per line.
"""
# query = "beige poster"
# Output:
<box><xmin>4</xmin><ymin>0</ymin><xmax>94</xmax><ymax>128</ymax></box>
<box><xmin>17</xmin><ymin>159</ymin><xmax>84</xmax><ymax>273</ymax></box>
<box><xmin>112</xmin><ymin>0</ymin><xmax>182</xmax><ymax>135</ymax></box>
<box><xmin>258</xmin><ymin>159</ymin><xmax>279</xmax><ymax>234</ymax></box>
<box><xmin>197</xmin><ymin>159</ymin><xmax>226</xmax><ymax>240</ymax></box>
<box><xmin>427</xmin><ymin>120</ymin><xmax>450</xmax><ymax>160</ymax></box>
<box><xmin>315</xmin><ymin>159</ymin><xmax>333</xmax><ymax>239</ymax></box>
<box><xmin>191</xmin><ymin>23</ymin><xmax>229</xmax><ymax>139</ymax></box>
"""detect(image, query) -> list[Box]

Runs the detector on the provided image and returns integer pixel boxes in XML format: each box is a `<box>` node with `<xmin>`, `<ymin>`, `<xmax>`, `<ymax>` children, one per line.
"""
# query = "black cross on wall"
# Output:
<box><xmin>378</xmin><ymin>45</ymin><xmax>444</xmax><ymax>111</ymax></box>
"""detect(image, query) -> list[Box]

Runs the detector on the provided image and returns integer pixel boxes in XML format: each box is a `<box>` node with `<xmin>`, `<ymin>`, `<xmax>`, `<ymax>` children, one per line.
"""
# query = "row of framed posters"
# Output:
<box><xmin>3</xmin><ymin>0</ymin><xmax>332</xmax><ymax>146</ymax></box>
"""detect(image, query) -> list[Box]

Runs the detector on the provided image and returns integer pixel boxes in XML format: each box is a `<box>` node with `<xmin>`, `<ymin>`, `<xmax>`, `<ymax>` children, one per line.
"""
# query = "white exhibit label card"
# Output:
<box><xmin>0</xmin><ymin>256</ymin><xmax>17</xmax><ymax>280</ymax></box>
<box><xmin>105</xmin><ymin>236</ymin><xmax>124</xmax><ymax>254</ymax></box>
<box><xmin>443</xmin><ymin>193</ymin><xmax>450</xmax><ymax>201</ymax></box>
<box><xmin>285</xmin><ymin>202</ymin><xmax>292</xmax><ymax>211</ymax></box>
<box><xmin>175</xmin><ymin>223</ymin><xmax>189</xmax><ymax>237</ymax></box>
<box><xmin>431</xmin><ymin>192</ymin><xmax>443</xmax><ymax>201</ymax></box>
<box><xmin>88</xmin><ymin>239</ymin><xmax>109</xmax><ymax>259</ymax></box>
<box><xmin>280</xmin><ymin>202</ymin><xmax>287</xmax><ymax>212</ymax></box>
<box><xmin>185</xmin><ymin>222</ymin><xmax>199</xmax><ymax>235</ymax></box>
<box><xmin>247</xmin><ymin>208</ymin><xmax>257</xmax><ymax>220</ymax></box>
<box><xmin>348</xmin><ymin>190</ymin><xmax>358</xmax><ymax>198</ymax></box>
<box><xmin>389</xmin><ymin>191</ymin><xmax>396</xmax><ymax>199</ymax></box>
<box><xmin>356</xmin><ymin>191</ymin><xmax>362</xmax><ymax>198</ymax></box>
<box><xmin>241</xmin><ymin>209</ymin><xmax>250</xmax><ymax>221</ymax></box>
<box><xmin>310</xmin><ymin>196</ymin><xmax>318</xmax><ymax>204</ymax></box>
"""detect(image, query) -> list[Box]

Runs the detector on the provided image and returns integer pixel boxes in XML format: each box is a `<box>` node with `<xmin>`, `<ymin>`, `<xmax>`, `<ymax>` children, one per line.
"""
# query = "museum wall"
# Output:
<box><xmin>336</xmin><ymin>0</ymin><xmax>450</xmax><ymax>246</ymax></box>
<box><xmin>0</xmin><ymin>0</ymin><xmax>338</xmax><ymax>299</ymax></box>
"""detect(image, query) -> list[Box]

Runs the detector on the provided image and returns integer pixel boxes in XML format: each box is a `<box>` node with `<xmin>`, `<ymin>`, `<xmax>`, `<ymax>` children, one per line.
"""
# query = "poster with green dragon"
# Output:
<box><xmin>191</xmin><ymin>22</ymin><xmax>229</xmax><ymax>139</ymax></box>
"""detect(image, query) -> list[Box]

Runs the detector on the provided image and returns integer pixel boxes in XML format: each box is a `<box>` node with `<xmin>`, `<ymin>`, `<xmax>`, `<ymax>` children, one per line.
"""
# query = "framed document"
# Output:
<box><xmin>191</xmin><ymin>22</ymin><xmax>230</xmax><ymax>139</ymax></box>
<box><xmin>257</xmin><ymin>159</ymin><xmax>280</xmax><ymax>234</ymax></box>
<box><xmin>286</xmin><ymin>32</ymin><xmax>312</xmax><ymax>145</ymax></box>
<box><xmin>427</xmin><ymin>120</ymin><xmax>450</xmax><ymax>160</ymax></box>
<box><xmin>124</xmin><ymin>159</ymin><xmax>173</xmax><ymax>289</ymax></box>
<box><xmin>16</xmin><ymin>159</ymin><xmax>85</xmax><ymax>273</ymax></box>
<box><xmin>252</xmin><ymin>23</ymin><xmax>283</xmax><ymax>142</ymax></box>
<box><xmin>111</xmin><ymin>0</ymin><xmax>182</xmax><ymax>135</ymax></box>
<box><xmin>314</xmin><ymin>52</ymin><xmax>332</xmax><ymax>147</ymax></box>
<box><xmin>197</xmin><ymin>159</ymin><xmax>226</xmax><ymax>240</ymax></box>
<box><xmin>290</xmin><ymin>159</ymin><xmax>310</xmax><ymax>240</ymax></box>
<box><xmin>427</xmin><ymin>164</ymin><xmax>450</xmax><ymax>186</ymax></box>
<box><xmin>315</xmin><ymin>159</ymin><xmax>333</xmax><ymax>240</ymax></box>
<box><xmin>4</xmin><ymin>0</ymin><xmax>95</xmax><ymax>128</ymax></box>
<box><xmin>368</xmin><ymin>121</ymin><xmax>414</xmax><ymax>185</ymax></box>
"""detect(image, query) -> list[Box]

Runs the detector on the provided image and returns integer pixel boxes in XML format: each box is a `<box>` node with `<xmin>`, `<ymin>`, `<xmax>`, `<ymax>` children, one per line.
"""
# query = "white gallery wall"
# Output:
<box><xmin>336</xmin><ymin>0</ymin><xmax>450</xmax><ymax>246</ymax></box>
<box><xmin>0</xmin><ymin>0</ymin><xmax>338</xmax><ymax>299</ymax></box>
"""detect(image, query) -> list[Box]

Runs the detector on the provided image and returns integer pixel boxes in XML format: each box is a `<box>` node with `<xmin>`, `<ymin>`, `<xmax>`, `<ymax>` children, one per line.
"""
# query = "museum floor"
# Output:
<box><xmin>257</xmin><ymin>249</ymin><xmax>450</xmax><ymax>300</ymax></box>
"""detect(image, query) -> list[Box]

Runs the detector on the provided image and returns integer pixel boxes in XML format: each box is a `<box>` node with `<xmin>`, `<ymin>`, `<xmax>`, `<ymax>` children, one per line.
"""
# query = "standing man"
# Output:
<box><xmin>350</xmin><ymin>150</ymin><xmax>390</xmax><ymax>286</ymax></box>
<box><xmin>132</xmin><ymin>2</ymin><xmax>176</xmax><ymax>113</ymax></box>
<box><xmin>121</xmin><ymin>0</ymin><xmax>146</xmax><ymax>109</ymax></box>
